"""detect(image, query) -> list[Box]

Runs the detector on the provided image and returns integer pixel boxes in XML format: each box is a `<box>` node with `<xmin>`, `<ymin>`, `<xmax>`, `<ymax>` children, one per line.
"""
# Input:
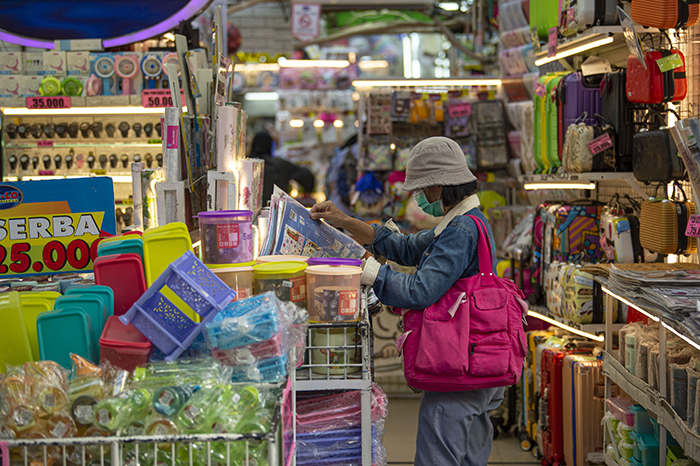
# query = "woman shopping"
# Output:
<box><xmin>310</xmin><ymin>136</ymin><xmax>525</xmax><ymax>466</ymax></box>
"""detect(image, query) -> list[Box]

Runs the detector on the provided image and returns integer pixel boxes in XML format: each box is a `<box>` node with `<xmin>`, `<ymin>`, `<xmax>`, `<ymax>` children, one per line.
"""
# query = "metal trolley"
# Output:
<box><xmin>292</xmin><ymin>292</ymin><xmax>373</xmax><ymax>465</ymax></box>
<box><xmin>2</xmin><ymin>381</ymin><xmax>294</xmax><ymax>466</ymax></box>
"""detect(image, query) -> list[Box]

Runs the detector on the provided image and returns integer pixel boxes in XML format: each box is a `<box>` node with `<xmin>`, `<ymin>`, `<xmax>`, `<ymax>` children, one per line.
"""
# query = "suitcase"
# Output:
<box><xmin>601</xmin><ymin>69</ymin><xmax>641</xmax><ymax>171</ymax></box>
<box><xmin>519</xmin><ymin>101</ymin><xmax>537</xmax><ymax>175</ymax></box>
<box><xmin>562</xmin><ymin>355</ymin><xmax>604</xmax><ymax>466</ymax></box>
<box><xmin>573</xmin><ymin>0</ymin><xmax>619</xmax><ymax>29</ymax></box>
<box><xmin>534</xmin><ymin>76</ymin><xmax>556</xmax><ymax>173</ymax></box>
<box><xmin>626</xmin><ymin>50</ymin><xmax>676</xmax><ymax>105</ymax></box>
<box><xmin>530</xmin><ymin>204</ymin><xmax>549</xmax><ymax>303</ymax></box>
<box><xmin>541</xmin><ymin>348</ymin><xmax>569</xmax><ymax>466</ymax></box>
<box><xmin>640</xmin><ymin>199</ymin><xmax>697</xmax><ymax>255</ymax></box>
<box><xmin>546</xmin><ymin>74</ymin><xmax>569</xmax><ymax>173</ymax></box>
<box><xmin>631</xmin><ymin>0</ymin><xmax>700</xmax><ymax>29</ymax></box>
<box><xmin>530</xmin><ymin>0</ymin><xmax>560</xmax><ymax>40</ymax></box>
<box><xmin>552</xmin><ymin>203</ymin><xmax>604</xmax><ymax>263</ymax></box>
<box><xmin>521</xmin><ymin>330</ymin><xmax>555</xmax><ymax>452</ymax></box>
<box><xmin>558</xmin><ymin>72</ymin><xmax>604</xmax><ymax>149</ymax></box>
<box><xmin>633</xmin><ymin>121</ymin><xmax>684</xmax><ymax>184</ymax></box>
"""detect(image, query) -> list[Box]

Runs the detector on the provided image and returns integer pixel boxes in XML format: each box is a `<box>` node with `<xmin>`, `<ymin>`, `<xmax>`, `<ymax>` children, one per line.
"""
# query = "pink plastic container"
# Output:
<box><xmin>607</xmin><ymin>397</ymin><xmax>636</xmax><ymax>427</ymax></box>
<box><xmin>99</xmin><ymin>316</ymin><xmax>152</xmax><ymax>371</ymax></box>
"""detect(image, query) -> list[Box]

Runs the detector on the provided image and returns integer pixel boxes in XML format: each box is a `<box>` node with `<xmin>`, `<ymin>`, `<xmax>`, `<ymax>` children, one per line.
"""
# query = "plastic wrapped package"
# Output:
<box><xmin>688</xmin><ymin>367</ymin><xmax>700</xmax><ymax>429</ymax></box>
<box><xmin>669</xmin><ymin>361</ymin><xmax>694</xmax><ymax>421</ymax></box>
<box><xmin>130</xmin><ymin>357</ymin><xmax>229</xmax><ymax>390</ymax></box>
<box><xmin>649</xmin><ymin>347</ymin><xmax>660</xmax><ymax>390</ymax></box>
<box><xmin>296</xmin><ymin>421</ymin><xmax>387</xmax><ymax>466</ymax></box>
<box><xmin>635</xmin><ymin>340</ymin><xmax>656</xmax><ymax>383</ymax></box>
<box><xmin>619</xmin><ymin>323</ymin><xmax>641</xmax><ymax>367</ymax></box>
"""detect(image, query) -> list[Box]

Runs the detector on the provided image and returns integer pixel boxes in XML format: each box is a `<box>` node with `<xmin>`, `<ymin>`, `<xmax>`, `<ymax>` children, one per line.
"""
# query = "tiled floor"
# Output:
<box><xmin>383</xmin><ymin>397</ymin><xmax>540</xmax><ymax>466</ymax></box>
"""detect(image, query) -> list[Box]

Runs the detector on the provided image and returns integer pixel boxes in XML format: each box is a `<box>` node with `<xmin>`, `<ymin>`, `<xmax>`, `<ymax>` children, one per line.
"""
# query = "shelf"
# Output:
<box><xmin>529</xmin><ymin>304</ymin><xmax>624</xmax><ymax>335</ymax></box>
<box><xmin>534</xmin><ymin>25</ymin><xmax>660</xmax><ymax>59</ymax></box>
<box><xmin>4</xmin><ymin>142</ymin><xmax>161</xmax><ymax>149</ymax></box>
<box><xmin>604</xmin><ymin>351</ymin><xmax>700</xmax><ymax>462</ymax></box>
<box><xmin>294</xmin><ymin>379</ymin><xmax>372</xmax><ymax>391</ymax></box>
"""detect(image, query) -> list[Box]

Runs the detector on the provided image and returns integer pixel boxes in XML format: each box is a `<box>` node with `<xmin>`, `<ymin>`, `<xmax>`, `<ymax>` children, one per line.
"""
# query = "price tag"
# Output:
<box><xmin>37</xmin><ymin>141</ymin><xmax>53</xmax><ymax>147</ymax></box>
<box><xmin>141</xmin><ymin>89</ymin><xmax>185</xmax><ymax>108</ymax></box>
<box><xmin>0</xmin><ymin>441</ymin><xmax>8</xmax><ymax>466</ymax></box>
<box><xmin>685</xmin><ymin>214</ymin><xmax>700</xmax><ymax>237</ymax></box>
<box><xmin>548</xmin><ymin>27</ymin><xmax>558</xmax><ymax>58</ymax></box>
<box><xmin>448</xmin><ymin>102</ymin><xmax>472</xmax><ymax>118</ymax></box>
<box><xmin>535</xmin><ymin>83</ymin><xmax>547</xmax><ymax>98</ymax></box>
<box><xmin>25</xmin><ymin>96</ymin><xmax>71</xmax><ymax>110</ymax></box>
<box><xmin>657</xmin><ymin>53</ymin><xmax>684</xmax><ymax>73</ymax></box>
<box><xmin>588</xmin><ymin>133</ymin><xmax>614</xmax><ymax>155</ymax></box>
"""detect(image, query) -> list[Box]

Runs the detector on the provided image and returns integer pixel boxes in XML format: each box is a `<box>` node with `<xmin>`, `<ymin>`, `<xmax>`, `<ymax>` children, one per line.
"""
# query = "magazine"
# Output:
<box><xmin>261</xmin><ymin>186</ymin><xmax>367</xmax><ymax>259</ymax></box>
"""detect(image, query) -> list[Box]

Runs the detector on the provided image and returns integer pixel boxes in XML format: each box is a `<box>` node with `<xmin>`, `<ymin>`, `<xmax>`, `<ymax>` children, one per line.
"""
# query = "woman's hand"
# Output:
<box><xmin>309</xmin><ymin>201</ymin><xmax>348</xmax><ymax>228</ymax></box>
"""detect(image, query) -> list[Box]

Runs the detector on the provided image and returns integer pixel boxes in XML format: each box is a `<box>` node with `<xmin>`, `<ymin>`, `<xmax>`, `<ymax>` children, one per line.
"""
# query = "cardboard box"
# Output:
<box><xmin>20</xmin><ymin>76</ymin><xmax>42</xmax><ymax>97</ymax></box>
<box><xmin>42</xmin><ymin>51</ymin><xmax>67</xmax><ymax>76</ymax></box>
<box><xmin>67</xmin><ymin>52</ymin><xmax>90</xmax><ymax>75</ymax></box>
<box><xmin>24</xmin><ymin>52</ymin><xmax>43</xmax><ymax>75</ymax></box>
<box><xmin>0</xmin><ymin>76</ymin><xmax>21</xmax><ymax>98</ymax></box>
<box><xmin>54</xmin><ymin>39</ymin><xmax>103</xmax><ymax>51</ymax></box>
<box><xmin>0</xmin><ymin>52</ymin><xmax>23</xmax><ymax>75</ymax></box>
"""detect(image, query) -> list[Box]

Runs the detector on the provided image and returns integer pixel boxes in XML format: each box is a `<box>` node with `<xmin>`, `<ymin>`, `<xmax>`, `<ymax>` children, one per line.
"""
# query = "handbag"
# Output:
<box><xmin>395</xmin><ymin>215</ymin><xmax>527</xmax><ymax>392</ymax></box>
<box><xmin>639</xmin><ymin>186</ymin><xmax>697</xmax><ymax>255</ymax></box>
<box><xmin>562</xmin><ymin>112</ymin><xmax>617</xmax><ymax>173</ymax></box>
<box><xmin>633</xmin><ymin>111</ymin><xmax>683</xmax><ymax>184</ymax></box>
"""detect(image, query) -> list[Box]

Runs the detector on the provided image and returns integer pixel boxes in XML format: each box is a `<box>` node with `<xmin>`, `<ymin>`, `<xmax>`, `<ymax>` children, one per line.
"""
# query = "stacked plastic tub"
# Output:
<box><xmin>295</xmin><ymin>385</ymin><xmax>388</xmax><ymax>466</ymax></box>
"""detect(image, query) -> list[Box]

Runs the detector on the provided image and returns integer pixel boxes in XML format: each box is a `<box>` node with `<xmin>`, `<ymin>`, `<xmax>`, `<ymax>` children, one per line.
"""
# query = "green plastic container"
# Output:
<box><xmin>0</xmin><ymin>292</ymin><xmax>33</xmax><ymax>371</ymax></box>
<box><xmin>66</xmin><ymin>285</ymin><xmax>115</xmax><ymax>318</ymax></box>
<box><xmin>37</xmin><ymin>308</ymin><xmax>94</xmax><ymax>368</ymax></box>
<box><xmin>54</xmin><ymin>294</ymin><xmax>106</xmax><ymax>356</ymax></box>
<box><xmin>630</xmin><ymin>405</ymin><xmax>653</xmax><ymax>434</ymax></box>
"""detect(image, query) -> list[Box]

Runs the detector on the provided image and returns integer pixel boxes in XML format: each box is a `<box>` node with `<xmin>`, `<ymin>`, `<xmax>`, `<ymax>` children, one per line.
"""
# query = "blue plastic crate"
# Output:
<box><xmin>230</xmin><ymin>356</ymin><xmax>287</xmax><ymax>383</ymax></box>
<box><xmin>120</xmin><ymin>251</ymin><xmax>234</xmax><ymax>361</ymax></box>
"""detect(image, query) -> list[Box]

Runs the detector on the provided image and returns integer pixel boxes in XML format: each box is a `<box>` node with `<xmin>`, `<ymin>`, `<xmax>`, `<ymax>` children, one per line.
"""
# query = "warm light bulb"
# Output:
<box><xmin>390</xmin><ymin>143</ymin><xmax>396</xmax><ymax>150</ymax></box>
<box><xmin>289</xmin><ymin>119</ymin><xmax>304</xmax><ymax>128</ymax></box>
<box><xmin>313</xmin><ymin>120</ymin><xmax>324</xmax><ymax>128</ymax></box>
<box><xmin>333</xmin><ymin>120</ymin><xmax>344</xmax><ymax>128</ymax></box>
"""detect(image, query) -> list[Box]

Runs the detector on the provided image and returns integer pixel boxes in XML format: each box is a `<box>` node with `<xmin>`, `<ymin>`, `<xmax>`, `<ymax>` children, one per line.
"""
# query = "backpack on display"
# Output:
<box><xmin>396</xmin><ymin>215</ymin><xmax>527</xmax><ymax>392</ymax></box>
<box><xmin>631</xmin><ymin>0</ymin><xmax>700</xmax><ymax>29</ymax></box>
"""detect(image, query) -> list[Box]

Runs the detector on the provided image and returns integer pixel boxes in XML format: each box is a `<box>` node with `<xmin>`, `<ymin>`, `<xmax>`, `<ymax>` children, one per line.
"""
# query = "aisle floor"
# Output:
<box><xmin>384</xmin><ymin>397</ymin><xmax>540</xmax><ymax>466</ymax></box>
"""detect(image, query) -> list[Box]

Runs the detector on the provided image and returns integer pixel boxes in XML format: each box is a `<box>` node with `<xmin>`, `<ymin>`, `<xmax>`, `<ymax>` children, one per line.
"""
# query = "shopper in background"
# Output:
<box><xmin>249</xmin><ymin>131</ymin><xmax>315</xmax><ymax>202</ymax></box>
<box><xmin>310</xmin><ymin>136</ymin><xmax>502</xmax><ymax>466</ymax></box>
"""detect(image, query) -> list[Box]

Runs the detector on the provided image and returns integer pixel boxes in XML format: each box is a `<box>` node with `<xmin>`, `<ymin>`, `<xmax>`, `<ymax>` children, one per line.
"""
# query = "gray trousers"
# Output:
<box><xmin>414</xmin><ymin>386</ymin><xmax>505</xmax><ymax>466</ymax></box>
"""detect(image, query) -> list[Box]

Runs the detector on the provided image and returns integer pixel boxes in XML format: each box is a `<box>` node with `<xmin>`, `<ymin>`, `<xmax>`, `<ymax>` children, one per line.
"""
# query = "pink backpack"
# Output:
<box><xmin>395</xmin><ymin>215</ymin><xmax>528</xmax><ymax>392</ymax></box>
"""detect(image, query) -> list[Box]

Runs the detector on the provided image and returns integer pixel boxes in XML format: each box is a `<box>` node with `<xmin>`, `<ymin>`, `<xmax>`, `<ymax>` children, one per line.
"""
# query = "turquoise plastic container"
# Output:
<box><xmin>37</xmin><ymin>308</ymin><xmax>94</xmax><ymax>368</ymax></box>
<box><xmin>630</xmin><ymin>405</ymin><xmax>653</xmax><ymax>434</ymax></box>
<box><xmin>637</xmin><ymin>432</ymin><xmax>659</xmax><ymax>466</ymax></box>
<box><xmin>97</xmin><ymin>238</ymin><xmax>144</xmax><ymax>261</ymax></box>
<box><xmin>54</xmin><ymin>295</ymin><xmax>106</xmax><ymax>357</ymax></box>
<box><xmin>66</xmin><ymin>286</ymin><xmax>115</xmax><ymax>318</ymax></box>
<box><xmin>649</xmin><ymin>417</ymin><xmax>680</xmax><ymax>447</ymax></box>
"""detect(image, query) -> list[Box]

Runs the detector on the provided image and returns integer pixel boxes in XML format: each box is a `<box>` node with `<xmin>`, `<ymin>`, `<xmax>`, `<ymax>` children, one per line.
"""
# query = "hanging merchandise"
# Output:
<box><xmin>529</xmin><ymin>0</ymin><xmax>559</xmax><ymax>40</ymax></box>
<box><xmin>367</xmin><ymin>91</ymin><xmax>393</xmax><ymax>135</ymax></box>
<box><xmin>92</xmin><ymin>53</ymin><xmax>115</xmax><ymax>96</ymax></box>
<box><xmin>499</xmin><ymin>0</ymin><xmax>530</xmax><ymax>31</ymax></box>
<box><xmin>472</xmin><ymin>100</ymin><xmax>509</xmax><ymax>169</ymax></box>
<box><xmin>631</xmin><ymin>0</ymin><xmax>699</xmax><ymax>29</ymax></box>
<box><xmin>639</xmin><ymin>189</ymin><xmax>697</xmax><ymax>256</ymax></box>
<box><xmin>444</xmin><ymin>98</ymin><xmax>472</xmax><ymax>138</ymax></box>
<box><xmin>562</xmin><ymin>112</ymin><xmax>617</xmax><ymax>173</ymax></box>
<box><xmin>552</xmin><ymin>202</ymin><xmax>604</xmax><ymax>264</ymax></box>
<box><xmin>365</xmin><ymin>135</ymin><xmax>393</xmax><ymax>171</ymax></box>
<box><xmin>632</xmin><ymin>112</ymin><xmax>684</xmax><ymax>184</ymax></box>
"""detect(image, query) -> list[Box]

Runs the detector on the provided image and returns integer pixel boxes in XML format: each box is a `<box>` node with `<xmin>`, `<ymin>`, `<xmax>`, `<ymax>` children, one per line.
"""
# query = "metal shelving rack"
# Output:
<box><xmin>291</xmin><ymin>291</ymin><xmax>373</xmax><ymax>466</ymax></box>
<box><xmin>599</xmin><ymin>277</ymin><xmax>700</xmax><ymax>465</ymax></box>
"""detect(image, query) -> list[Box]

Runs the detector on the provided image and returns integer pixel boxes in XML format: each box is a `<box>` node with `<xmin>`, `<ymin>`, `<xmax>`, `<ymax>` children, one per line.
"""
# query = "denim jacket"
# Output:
<box><xmin>366</xmin><ymin>195</ymin><xmax>498</xmax><ymax>310</ymax></box>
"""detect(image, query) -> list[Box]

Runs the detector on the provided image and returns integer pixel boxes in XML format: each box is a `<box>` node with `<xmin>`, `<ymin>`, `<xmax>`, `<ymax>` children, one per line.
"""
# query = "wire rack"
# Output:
<box><xmin>2</xmin><ymin>382</ymin><xmax>292</xmax><ymax>466</ymax></box>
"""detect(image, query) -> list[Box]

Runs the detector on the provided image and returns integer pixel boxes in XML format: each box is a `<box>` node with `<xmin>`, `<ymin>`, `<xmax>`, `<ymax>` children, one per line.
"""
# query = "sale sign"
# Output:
<box><xmin>291</xmin><ymin>3</ymin><xmax>321</xmax><ymax>43</ymax></box>
<box><xmin>0</xmin><ymin>178</ymin><xmax>116</xmax><ymax>277</ymax></box>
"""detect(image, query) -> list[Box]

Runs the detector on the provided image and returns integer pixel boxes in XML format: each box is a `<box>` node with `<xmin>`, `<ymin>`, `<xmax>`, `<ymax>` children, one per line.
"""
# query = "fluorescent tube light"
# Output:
<box><xmin>352</xmin><ymin>78</ymin><xmax>502</xmax><ymax>88</ymax></box>
<box><xmin>358</xmin><ymin>60</ymin><xmax>389</xmax><ymax>70</ymax></box>
<box><xmin>438</xmin><ymin>2</ymin><xmax>461</xmax><ymax>11</ymax></box>
<box><xmin>523</xmin><ymin>182</ymin><xmax>596</xmax><ymax>190</ymax></box>
<box><xmin>244</xmin><ymin>92</ymin><xmax>279</xmax><ymax>101</ymax></box>
<box><xmin>601</xmin><ymin>286</ymin><xmax>660</xmax><ymax>322</ymax></box>
<box><xmin>1</xmin><ymin>106</ymin><xmax>184</xmax><ymax>116</ymax></box>
<box><xmin>528</xmin><ymin>310</ymin><xmax>605</xmax><ymax>342</ymax></box>
<box><xmin>663</xmin><ymin>323</ymin><xmax>700</xmax><ymax>352</ymax></box>
<box><xmin>239</xmin><ymin>63</ymin><xmax>281</xmax><ymax>72</ymax></box>
<box><xmin>279</xmin><ymin>59</ymin><xmax>350</xmax><ymax>68</ymax></box>
<box><xmin>535</xmin><ymin>36</ymin><xmax>615</xmax><ymax>66</ymax></box>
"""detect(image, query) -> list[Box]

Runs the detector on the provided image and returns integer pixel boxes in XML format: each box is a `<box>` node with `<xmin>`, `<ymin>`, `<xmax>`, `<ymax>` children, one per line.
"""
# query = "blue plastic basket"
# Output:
<box><xmin>230</xmin><ymin>356</ymin><xmax>287</xmax><ymax>383</ymax></box>
<box><xmin>120</xmin><ymin>251</ymin><xmax>234</xmax><ymax>361</ymax></box>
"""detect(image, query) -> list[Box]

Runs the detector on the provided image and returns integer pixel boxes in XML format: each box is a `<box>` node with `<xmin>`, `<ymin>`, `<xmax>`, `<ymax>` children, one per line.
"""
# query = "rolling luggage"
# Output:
<box><xmin>626</xmin><ymin>49</ymin><xmax>685</xmax><ymax>105</ymax></box>
<box><xmin>546</xmin><ymin>74</ymin><xmax>569</xmax><ymax>173</ymax></box>
<box><xmin>541</xmin><ymin>347</ymin><xmax>569</xmax><ymax>466</ymax></box>
<box><xmin>558</xmin><ymin>72</ymin><xmax>603</xmax><ymax>149</ymax></box>
<box><xmin>529</xmin><ymin>0</ymin><xmax>560</xmax><ymax>40</ymax></box>
<box><xmin>562</xmin><ymin>355</ymin><xmax>605</xmax><ymax>466</ymax></box>
<box><xmin>552</xmin><ymin>202</ymin><xmax>604</xmax><ymax>263</ymax></box>
<box><xmin>631</xmin><ymin>0</ymin><xmax>700</xmax><ymax>29</ymax></box>
<box><xmin>534</xmin><ymin>75</ymin><xmax>558</xmax><ymax>173</ymax></box>
<box><xmin>521</xmin><ymin>330</ymin><xmax>554</xmax><ymax>453</ymax></box>
<box><xmin>601</xmin><ymin>70</ymin><xmax>637</xmax><ymax>171</ymax></box>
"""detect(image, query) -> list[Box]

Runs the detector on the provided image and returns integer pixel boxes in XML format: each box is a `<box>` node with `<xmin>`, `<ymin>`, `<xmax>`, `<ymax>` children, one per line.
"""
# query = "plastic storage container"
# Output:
<box><xmin>99</xmin><ymin>316</ymin><xmax>152</xmax><ymax>371</ymax></box>
<box><xmin>667</xmin><ymin>445</ymin><xmax>686</xmax><ymax>466</ymax></box>
<box><xmin>306</xmin><ymin>265</ymin><xmax>362</xmax><ymax>322</ymax></box>
<box><xmin>142</xmin><ymin>222</ymin><xmax>194</xmax><ymax>286</ymax></box>
<box><xmin>637</xmin><ymin>432</ymin><xmax>659</xmax><ymax>466</ymax></box>
<box><xmin>94</xmin><ymin>253</ymin><xmax>147</xmax><ymax>316</ymax></box>
<box><xmin>256</xmin><ymin>255</ymin><xmax>308</xmax><ymax>263</ymax></box>
<box><xmin>253</xmin><ymin>261</ymin><xmax>307</xmax><ymax>305</ymax></box>
<box><xmin>306</xmin><ymin>258</ymin><xmax>363</xmax><ymax>267</ymax></box>
<box><xmin>209</xmin><ymin>264</ymin><xmax>254</xmax><ymax>301</ymax></box>
<box><xmin>198</xmin><ymin>210</ymin><xmax>254</xmax><ymax>265</ymax></box>
<box><xmin>631</xmin><ymin>431</ymin><xmax>642</xmax><ymax>462</ymax></box>
<box><xmin>631</xmin><ymin>405</ymin><xmax>653</xmax><ymax>434</ymax></box>
<box><xmin>608</xmin><ymin>397</ymin><xmax>637</xmax><ymax>427</ymax></box>
<box><xmin>0</xmin><ymin>292</ymin><xmax>33</xmax><ymax>370</ymax></box>
<box><xmin>311</xmin><ymin>328</ymin><xmax>361</xmax><ymax>375</ymax></box>
<box><xmin>649</xmin><ymin>417</ymin><xmax>681</xmax><ymax>447</ymax></box>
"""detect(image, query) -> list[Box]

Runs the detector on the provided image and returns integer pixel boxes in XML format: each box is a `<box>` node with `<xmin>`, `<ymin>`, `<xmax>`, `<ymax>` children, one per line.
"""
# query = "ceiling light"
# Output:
<box><xmin>279</xmin><ymin>60</ymin><xmax>350</xmax><ymax>68</ymax></box>
<box><xmin>527</xmin><ymin>310</ymin><xmax>605</xmax><ymax>342</ymax></box>
<box><xmin>358</xmin><ymin>60</ymin><xmax>389</xmax><ymax>70</ymax></box>
<box><xmin>239</xmin><ymin>63</ymin><xmax>281</xmax><ymax>72</ymax></box>
<box><xmin>438</xmin><ymin>2</ymin><xmax>461</xmax><ymax>11</ymax></box>
<box><xmin>163</xmin><ymin>33</ymin><xmax>176</xmax><ymax>42</ymax></box>
<box><xmin>1</xmin><ymin>106</ymin><xmax>184</xmax><ymax>116</ymax></box>
<box><xmin>289</xmin><ymin>119</ymin><xmax>304</xmax><ymax>128</ymax></box>
<box><xmin>523</xmin><ymin>182</ymin><xmax>596</xmax><ymax>190</ymax></box>
<box><xmin>333</xmin><ymin>120</ymin><xmax>344</xmax><ymax>128</ymax></box>
<box><xmin>313</xmin><ymin>120</ymin><xmax>324</xmax><ymax>128</ymax></box>
<box><xmin>390</xmin><ymin>143</ymin><xmax>396</xmax><ymax>150</ymax></box>
<box><xmin>352</xmin><ymin>78</ymin><xmax>501</xmax><ymax>88</ymax></box>
<box><xmin>535</xmin><ymin>36</ymin><xmax>615</xmax><ymax>66</ymax></box>
<box><xmin>244</xmin><ymin>92</ymin><xmax>279</xmax><ymax>101</ymax></box>
<box><xmin>664</xmin><ymin>322</ymin><xmax>700</xmax><ymax>352</ymax></box>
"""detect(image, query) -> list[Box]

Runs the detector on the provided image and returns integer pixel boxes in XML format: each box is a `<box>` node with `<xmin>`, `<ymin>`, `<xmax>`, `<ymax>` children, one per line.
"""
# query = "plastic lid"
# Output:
<box><xmin>306</xmin><ymin>258</ymin><xmax>363</xmax><ymax>267</ymax></box>
<box><xmin>254</xmin><ymin>261</ymin><xmax>307</xmax><ymax>275</ymax></box>
<box><xmin>637</xmin><ymin>433</ymin><xmax>659</xmax><ymax>449</ymax></box>
<box><xmin>629</xmin><ymin>404</ymin><xmax>647</xmax><ymax>413</ymax></box>
<box><xmin>256</xmin><ymin>255</ymin><xmax>308</xmax><ymax>263</ymax></box>
<box><xmin>207</xmin><ymin>261</ymin><xmax>256</xmax><ymax>269</ymax></box>
<box><xmin>306</xmin><ymin>265</ymin><xmax>362</xmax><ymax>276</ymax></box>
<box><xmin>212</xmin><ymin>266</ymin><xmax>254</xmax><ymax>274</ymax></box>
<box><xmin>198</xmin><ymin>210</ymin><xmax>253</xmax><ymax>218</ymax></box>
<box><xmin>99</xmin><ymin>316</ymin><xmax>151</xmax><ymax>349</ymax></box>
